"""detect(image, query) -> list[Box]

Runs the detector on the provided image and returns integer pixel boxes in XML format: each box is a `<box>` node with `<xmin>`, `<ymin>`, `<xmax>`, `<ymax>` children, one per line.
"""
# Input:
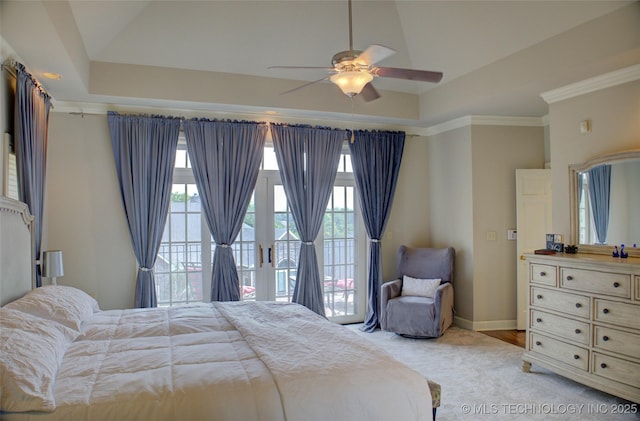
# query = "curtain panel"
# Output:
<box><xmin>183</xmin><ymin>119</ymin><xmax>267</xmax><ymax>302</ymax></box>
<box><xmin>588</xmin><ymin>164</ymin><xmax>611</xmax><ymax>244</ymax></box>
<box><xmin>108</xmin><ymin>112</ymin><xmax>181</xmax><ymax>308</ymax></box>
<box><xmin>271</xmin><ymin>124</ymin><xmax>346</xmax><ymax>316</ymax></box>
<box><xmin>14</xmin><ymin>63</ymin><xmax>52</xmax><ymax>288</ymax></box>
<box><xmin>349</xmin><ymin>130</ymin><xmax>405</xmax><ymax>332</ymax></box>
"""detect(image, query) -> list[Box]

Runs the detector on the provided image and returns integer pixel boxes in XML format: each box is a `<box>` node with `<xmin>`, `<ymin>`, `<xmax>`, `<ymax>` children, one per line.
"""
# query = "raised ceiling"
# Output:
<box><xmin>2</xmin><ymin>1</ymin><xmax>639</xmax><ymax>128</ymax></box>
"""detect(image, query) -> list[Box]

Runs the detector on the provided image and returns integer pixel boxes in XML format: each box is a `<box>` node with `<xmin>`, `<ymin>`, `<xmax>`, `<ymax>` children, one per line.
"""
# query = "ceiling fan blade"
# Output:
<box><xmin>374</xmin><ymin>67</ymin><xmax>443</xmax><ymax>83</ymax></box>
<box><xmin>269</xmin><ymin>65</ymin><xmax>334</xmax><ymax>71</ymax></box>
<box><xmin>360</xmin><ymin>83</ymin><xmax>380</xmax><ymax>102</ymax></box>
<box><xmin>279</xmin><ymin>76</ymin><xmax>330</xmax><ymax>96</ymax></box>
<box><xmin>355</xmin><ymin>44</ymin><xmax>396</xmax><ymax>66</ymax></box>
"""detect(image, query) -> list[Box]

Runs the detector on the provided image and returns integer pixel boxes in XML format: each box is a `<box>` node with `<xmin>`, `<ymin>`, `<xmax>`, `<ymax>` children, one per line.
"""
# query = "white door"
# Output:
<box><xmin>515</xmin><ymin>169</ymin><xmax>552</xmax><ymax>330</ymax></box>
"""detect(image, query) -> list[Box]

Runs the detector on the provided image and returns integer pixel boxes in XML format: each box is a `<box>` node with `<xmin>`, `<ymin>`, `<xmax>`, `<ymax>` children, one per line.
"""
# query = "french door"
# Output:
<box><xmin>156</xmin><ymin>144</ymin><xmax>366</xmax><ymax>323</ymax></box>
<box><xmin>243</xmin><ymin>170</ymin><xmax>366</xmax><ymax>323</ymax></box>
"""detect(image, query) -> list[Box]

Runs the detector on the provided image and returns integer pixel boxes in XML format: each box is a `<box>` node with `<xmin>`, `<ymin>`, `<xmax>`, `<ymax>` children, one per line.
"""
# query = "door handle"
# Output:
<box><xmin>268</xmin><ymin>244</ymin><xmax>275</xmax><ymax>267</ymax></box>
<box><xmin>259</xmin><ymin>244</ymin><xmax>264</xmax><ymax>268</ymax></box>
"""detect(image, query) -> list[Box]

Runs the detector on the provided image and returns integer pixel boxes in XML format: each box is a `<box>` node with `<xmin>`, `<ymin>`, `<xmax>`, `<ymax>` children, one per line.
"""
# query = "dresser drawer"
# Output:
<box><xmin>531</xmin><ymin>263</ymin><xmax>556</xmax><ymax>286</ymax></box>
<box><xmin>593</xmin><ymin>352</ymin><xmax>640</xmax><ymax>389</ymax></box>
<box><xmin>594</xmin><ymin>325</ymin><xmax>640</xmax><ymax>360</ymax></box>
<box><xmin>529</xmin><ymin>332</ymin><xmax>588</xmax><ymax>371</ymax></box>
<box><xmin>531</xmin><ymin>286</ymin><xmax>590</xmax><ymax>318</ymax></box>
<box><xmin>530</xmin><ymin>309</ymin><xmax>589</xmax><ymax>345</ymax></box>
<box><xmin>560</xmin><ymin>267</ymin><xmax>630</xmax><ymax>298</ymax></box>
<box><xmin>594</xmin><ymin>299</ymin><xmax>640</xmax><ymax>330</ymax></box>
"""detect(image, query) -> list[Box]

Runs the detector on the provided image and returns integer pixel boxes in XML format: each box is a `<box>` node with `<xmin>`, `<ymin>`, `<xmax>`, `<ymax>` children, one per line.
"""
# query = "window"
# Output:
<box><xmin>155</xmin><ymin>139</ymin><xmax>366</xmax><ymax>323</ymax></box>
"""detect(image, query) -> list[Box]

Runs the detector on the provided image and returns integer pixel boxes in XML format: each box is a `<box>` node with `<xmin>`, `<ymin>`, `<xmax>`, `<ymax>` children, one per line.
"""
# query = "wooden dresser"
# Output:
<box><xmin>522</xmin><ymin>253</ymin><xmax>640</xmax><ymax>403</ymax></box>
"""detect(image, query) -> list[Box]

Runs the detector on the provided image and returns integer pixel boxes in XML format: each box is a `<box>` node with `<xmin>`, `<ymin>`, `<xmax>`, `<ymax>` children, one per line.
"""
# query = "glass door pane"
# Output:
<box><xmin>322</xmin><ymin>185</ymin><xmax>360</xmax><ymax>319</ymax></box>
<box><xmin>273</xmin><ymin>184</ymin><xmax>300</xmax><ymax>302</ymax></box>
<box><xmin>157</xmin><ymin>183</ymin><xmax>205</xmax><ymax>306</ymax></box>
<box><xmin>235</xmin><ymin>194</ymin><xmax>257</xmax><ymax>301</ymax></box>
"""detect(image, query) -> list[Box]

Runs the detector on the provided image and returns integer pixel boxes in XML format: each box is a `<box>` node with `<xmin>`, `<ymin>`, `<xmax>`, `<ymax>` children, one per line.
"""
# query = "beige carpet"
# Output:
<box><xmin>347</xmin><ymin>325</ymin><xmax>639</xmax><ymax>420</ymax></box>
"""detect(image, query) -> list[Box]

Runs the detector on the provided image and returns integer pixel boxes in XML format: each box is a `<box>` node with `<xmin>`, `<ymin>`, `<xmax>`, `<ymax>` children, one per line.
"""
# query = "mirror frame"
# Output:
<box><xmin>569</xmin><ymin>149</ymin><xmax>640</xmax><ymax>257</ymax></box>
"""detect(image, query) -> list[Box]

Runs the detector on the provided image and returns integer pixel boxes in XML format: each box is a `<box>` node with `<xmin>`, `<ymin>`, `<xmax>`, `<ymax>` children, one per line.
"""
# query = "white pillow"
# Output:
<box><xmin>401</xmin><ymin>276</ymin><xmax>442</xmax><ymax>298</ymax></box>
<box><xmin>4</xmin><ymin>285</ymin><xmax>99</xmax><ymax>331</ymax></box>
<box><xmin>0</xmin><ymin>307</ymin><xmax>77</xmax><ymax>412</ymax></box>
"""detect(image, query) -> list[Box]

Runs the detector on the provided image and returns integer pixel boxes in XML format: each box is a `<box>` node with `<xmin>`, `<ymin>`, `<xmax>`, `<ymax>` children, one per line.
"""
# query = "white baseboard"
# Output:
<box><xmin>454</xmin><ymin>316</ymin><xmax>517</xmax><ymax>331</ymax></box>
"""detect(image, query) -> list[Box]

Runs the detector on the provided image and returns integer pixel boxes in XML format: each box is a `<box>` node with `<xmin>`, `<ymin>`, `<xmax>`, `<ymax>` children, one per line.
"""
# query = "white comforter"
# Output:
<box><xmin>6</xmin><ymin>302</ymin><xmax>433</xmax><ymax>421</ymax></box>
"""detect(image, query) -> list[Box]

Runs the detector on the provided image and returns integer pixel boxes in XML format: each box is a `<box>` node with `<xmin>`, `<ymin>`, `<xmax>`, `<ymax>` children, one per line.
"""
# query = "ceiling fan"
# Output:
<box><xmin>269</xmin><ymin>0</ymin><xmax>443</xmax><ymax>101</ymax></box>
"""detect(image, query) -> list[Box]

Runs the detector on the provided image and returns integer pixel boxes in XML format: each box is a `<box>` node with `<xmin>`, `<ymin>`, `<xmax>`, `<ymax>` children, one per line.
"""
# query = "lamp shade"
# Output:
<box><xmin>330</xmin><ymin>71</ymin><xmax>374</xmax><ymax>96</ymax></box>
<box><xmin>42</xmin><ymin>250</ymin><xmax>64</xmax><ymax>278</ymax></box>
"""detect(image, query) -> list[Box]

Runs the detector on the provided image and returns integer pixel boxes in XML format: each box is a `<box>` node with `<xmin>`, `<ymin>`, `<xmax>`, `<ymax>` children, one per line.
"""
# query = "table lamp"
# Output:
<box><xmin>42</xmin><ymin>250</ymin><xmax>64</xmax><ymax>285</ymax></box>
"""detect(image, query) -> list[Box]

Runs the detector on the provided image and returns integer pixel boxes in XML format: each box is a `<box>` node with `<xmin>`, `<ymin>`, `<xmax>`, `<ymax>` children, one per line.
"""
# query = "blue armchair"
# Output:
<box><xmin>380</xmin><ymin>246</ymin><xmax>455</xmax><ymax>338</ymax></box>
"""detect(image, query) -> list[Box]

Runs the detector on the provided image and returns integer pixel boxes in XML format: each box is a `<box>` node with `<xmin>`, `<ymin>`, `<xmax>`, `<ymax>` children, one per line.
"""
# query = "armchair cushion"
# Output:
<box><xmin>401</xmin><ymin>276</ymin><xmax>442</xmax><ymax>298</ymax></box>
<box><xmin>386</xmin><ymin>295</ymin><xmax>437</xmax><ymax>337</ymax></box>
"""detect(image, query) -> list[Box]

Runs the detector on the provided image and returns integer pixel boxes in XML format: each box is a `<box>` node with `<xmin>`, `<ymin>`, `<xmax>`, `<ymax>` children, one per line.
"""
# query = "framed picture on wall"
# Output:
<box><xmin>2</xmin><ymin>133</ymin><xmax>18</xmax><ymax>200</ymax></box>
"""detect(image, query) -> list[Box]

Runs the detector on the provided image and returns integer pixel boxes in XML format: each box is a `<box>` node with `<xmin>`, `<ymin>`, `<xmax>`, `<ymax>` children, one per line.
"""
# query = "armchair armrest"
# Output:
<box><xmin>380</xmin><ymin>279</ymin><xmax>402</xmax><ymax>331</ymax></box>
<box><xmin>432</xmin><ymin>282</ymin><xmax>454</xmax><ymax>335</ymax></box>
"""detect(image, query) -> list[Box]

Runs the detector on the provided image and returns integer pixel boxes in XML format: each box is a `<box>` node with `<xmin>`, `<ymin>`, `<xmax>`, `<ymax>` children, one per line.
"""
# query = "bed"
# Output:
<box><xmin>0</xmin><ymin>197</ymin><xmax>437</xmax><ymax>420</ymax></box>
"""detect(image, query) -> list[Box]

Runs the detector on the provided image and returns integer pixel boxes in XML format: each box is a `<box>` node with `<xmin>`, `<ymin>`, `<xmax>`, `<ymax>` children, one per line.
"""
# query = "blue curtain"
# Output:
<box><xmin>14</xmin><ymin>63</ymin><xmax>52</xmax><ymax>288</ymax></box>
<box><xmin>183</xmin><ymin>119</ymin><xmax>267</xmax><ymax>302</ymax></box>
<box><xmin>349</xmin><ymin>130</ymin><xmax>405</xmax><ymax>331</ymax></box>
<box><xmin>577</xmin><ymin>172</ymin><xmax>584</xmax><ymax>206</ymax></box>
<box><xmin>588</xmin><ymin>165</ymin><xmax>611</xmax><ymax>244</ymax></box>
<box><xmin>108</xmin><ymin>112</ymin><xmax>180</xmax><ymax>308</ymax></box>
<box><xmin>271</xmin><ymin>124</ymin><xmax>346</xmax><ymax>316</ymax></box>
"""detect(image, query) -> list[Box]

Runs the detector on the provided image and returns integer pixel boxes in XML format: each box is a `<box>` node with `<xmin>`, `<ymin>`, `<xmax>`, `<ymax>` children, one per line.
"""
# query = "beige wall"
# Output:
<box><xmin>549</xmin><ymin>80</ymin><xmax>640</xmax><ymax>239</ymax></box>
<box><xmin>470</xmin><ymin>125</ymin><xmax>545</xmax><ymax>325</ymax></box>
<box><xmin>382</xmin><ymin>136</ymin><xmax>431</xmax><ymax>280</ymax></box>
<box><xmin>45</xmin><ymin>113</ymin><xmax>136</xmax><ymax>310</ymax></box>
<box><xmin>427</xmin><ymin>124</ymin><xmax>545</xmax><ymax>327</ymax></box>
<box><xmin>427</xmin><ymin>126</ymin><xmax>474</xmax><ymax>321</ymax></box>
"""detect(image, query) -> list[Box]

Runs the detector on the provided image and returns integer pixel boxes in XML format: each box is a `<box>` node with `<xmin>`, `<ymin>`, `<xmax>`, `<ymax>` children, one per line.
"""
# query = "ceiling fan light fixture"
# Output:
<box><xmin>330</xmin><ymin>71</ymin><xmax>373</xmax><ymax>96</ymax></box>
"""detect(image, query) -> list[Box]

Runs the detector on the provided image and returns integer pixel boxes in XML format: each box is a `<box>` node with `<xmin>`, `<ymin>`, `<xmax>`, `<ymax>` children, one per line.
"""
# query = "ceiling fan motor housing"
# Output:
<box><xmin>332</xmin><ymin>50</ymin><xmax>367</xmax><ymax>70</ymax></box>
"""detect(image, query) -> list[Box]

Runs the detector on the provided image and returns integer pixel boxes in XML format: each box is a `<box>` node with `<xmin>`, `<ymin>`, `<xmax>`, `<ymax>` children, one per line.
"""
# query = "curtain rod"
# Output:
<box><xmin>1</xmin><ymin>59</ymin><xmax>18</xmax><ymax>79</ymax></box>
<box><xmin>2</xmin><ymin>59</ymin><xmax>53</xmax><ymax>104</ymax></box>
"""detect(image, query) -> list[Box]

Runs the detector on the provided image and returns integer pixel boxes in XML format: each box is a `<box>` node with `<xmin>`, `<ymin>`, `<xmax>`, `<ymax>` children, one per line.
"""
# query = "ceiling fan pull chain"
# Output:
<box><xmin>350</xmin><ymin>97</ymin><xmax>355</xmax><ymax>143</ymax></box>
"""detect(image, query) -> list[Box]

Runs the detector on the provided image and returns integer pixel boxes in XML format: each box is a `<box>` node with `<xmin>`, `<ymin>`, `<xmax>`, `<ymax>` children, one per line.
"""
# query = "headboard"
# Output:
<box><xmin>0</xmin><ymin>196</ymin><xmax>34</xmax><ymax>306</ymax></box>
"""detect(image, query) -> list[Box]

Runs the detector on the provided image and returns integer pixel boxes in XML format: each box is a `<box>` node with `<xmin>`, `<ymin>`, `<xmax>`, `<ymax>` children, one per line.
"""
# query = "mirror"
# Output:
<box><xmin>569</xmin><ymin>150</ymin><xmax>640</xmax><ymax>257</ymax></box>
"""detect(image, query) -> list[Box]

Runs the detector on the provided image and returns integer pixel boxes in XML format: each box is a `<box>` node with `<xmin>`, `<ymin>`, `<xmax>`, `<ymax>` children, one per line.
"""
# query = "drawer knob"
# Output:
<box><xmin>535</xmin><ymin>341</ymin><xmax>542</xmax><ymax>346</ymax></box>
<box><xmin>603</xmin><ymin>335</ymin><xmax>609</xmax><ymax>342</ymax></box>
<box><xmin>573</xmin><ymin>354</ymin><xmax>580</xmax><ymax>360</ymax></box>
<box><xmin>540</xmin><ymin>272</ymin><xmax>546</xmax><ymax>277</ymax></box>
<box><xmin>613</xmin><ymin>282</ymin><xmax>620</xmax><ymax>288</ymax></box>
<box><xmin>575</xmin><ymin>303</ymin><xmax>582</xmax><ymax>308</ymax></box>
<box><xmin>575</xmin><ymin>329</ymin><xmax>581</xmax><ymax>334</ymax></box>
<box><xmin>536</xmin><ymin>294</ymin><xmax>543</xmax><ymax>300</ymax></box>
<box><xmin>536</xmin><ymin>318</ymin><xmax>542</xmax><ymax>323</ymax></box>
<box><xmin>600</xmin><ymin>363</ymin><xmax>607</xmax><ymax>369</ymax></box>
<box><xmin>566</xmin><ymin>275</ymin><xmax>574</xmax><ymax>281</ymax></box>
<box><xmin>603</xmin><ymin>308</ymin><xmax>610</xmax><ymax>314</ymax></box>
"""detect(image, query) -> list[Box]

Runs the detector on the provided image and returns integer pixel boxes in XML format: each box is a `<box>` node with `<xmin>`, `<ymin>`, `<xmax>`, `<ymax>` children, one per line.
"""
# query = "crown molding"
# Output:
<box><xmin>541</xmin><ymin>64</ymin><xmax>640</xmax><ymax>105</ymax></box>
<box><xmin>424</xmin><ymin>115</ymin><xmax>544</xmax><ymax>136</ymax></box>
